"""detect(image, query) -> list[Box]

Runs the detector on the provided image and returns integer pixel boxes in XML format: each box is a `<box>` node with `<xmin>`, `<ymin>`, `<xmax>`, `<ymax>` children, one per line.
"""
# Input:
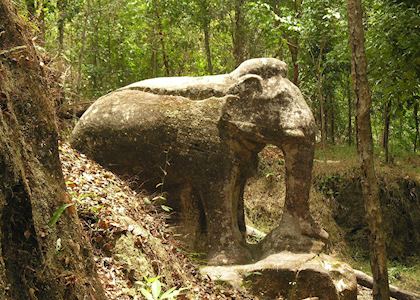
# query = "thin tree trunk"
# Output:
<box><xmin>269</xmin><ymin>0</ymin><xmax>300</xmax><ymax>84</ymax></box>
<box><xmin>153</xmin><ymin>0</ymin><xmax>170</xmax><ymax>76</ymax></box>
<box><xmin>319</xmin><ymin>82</ymin><xmax>326</xmax><ymax>147</ymax></box>
<box><xmin>203</xmin><ymin>20</ymin><xmax>213</xmax><ymax>74</ymax></box>
<box><xmin>347</xmin><ymin>77</ymin><xmax>353</xmax><ymax>145</ymax></box>
<box><xmin>316</xmin><ymin>43</ymin><xmax>326</xmax><ymax>147</ymax></box>
<box><xmin>414</xmin><ymin>101</ymin><xmax>419</xmax><ymax>152</ymax></box>
<box><xmin>107</xmin><ymin>4</ymin><xmax>115</xmax><ymax>87</ymax></box>
<box><xmin>289</xmin><ymin>0</ymin><xmax>301</xmax><ymax>85</ymax></box>
<box><xmin>57</xmin><ymin>0</ymin><xmax>67</xmax><ymax>53</ymax></box>
<box><xmin>329</xmin><ymin>95</ymin><xmax>336</xmax><ymax>145</ymax></box>
<box><xmin>382</xmin><ymin>99</ymin><xmax>392</xmax><ymax>163</ymax></box>
<box><xmin>233</xmin><ymin>0</ymin><xmax>245</xmax><ymax>66</ymax></box>
<box><xmin>76</xmin><ymin>0</ymin><xmax>89</xmax><ymax>95</ymax></box>
<box><xmin>287</xmin><ymin>38</ymin><xmax>299</xmax><ymax>86</ymax></box>
<box><xmin>0</xmin><ymin>1</ymin><xmax>105</xmax><ymax>298</ymax></box>
<box><xmin>347</xmin><ymin>0</ymin><xmax>390</xmax><ymax>299</ymax></box>
<box><xmin>151</xmin><ymin>46</ymin><xmax>158</xmax><ymax>77</ymax></box>
<box><xmin>198</xmin><ymin>0</ymin><xmax>213</xmax><ymax>74</ymax></box>
<box><xmin>91</xmin><ymin>0</ymin><xmax>102</xmax><ymax>91</ymax></box>
<box><xmin>148</xmin><ymin>20</ymin><xmax>159</xmax><ymax>77</ymax></box>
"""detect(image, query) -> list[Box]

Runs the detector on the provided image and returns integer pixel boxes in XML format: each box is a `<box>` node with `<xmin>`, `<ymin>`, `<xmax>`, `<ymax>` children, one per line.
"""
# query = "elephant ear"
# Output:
<box><xmin>227</xmin><ymin>74</ymin><xmax>263</xmax><ymax>98</ymax></box>
<box><xmin>219</xmin><ymin>75</ymin><xmax>265</xmax><ymax>143</ymax></box>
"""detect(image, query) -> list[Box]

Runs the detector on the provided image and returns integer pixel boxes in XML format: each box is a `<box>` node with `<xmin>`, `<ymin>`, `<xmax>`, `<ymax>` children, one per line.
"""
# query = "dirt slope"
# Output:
<box><xmin>59</xmin><ymin>142</ymin><xmax>252</xmax><ymax>299</ymax></box>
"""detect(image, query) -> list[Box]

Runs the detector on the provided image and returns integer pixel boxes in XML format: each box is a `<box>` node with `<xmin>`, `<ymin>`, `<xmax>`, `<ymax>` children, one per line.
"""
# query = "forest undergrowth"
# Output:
<box><xmin>59</xmin><ymin>132</ymin><xmax>419</xmax><ymax>298</ymax></box>
<box><xmin>245</xmin><ymin>145</ymin><xmax>420</xmax><ymax>294</ymax></box>
<box><xmin>59</xmin><ymin>141</ymin><xmax>253</xmax><ymax>300</ymax></box>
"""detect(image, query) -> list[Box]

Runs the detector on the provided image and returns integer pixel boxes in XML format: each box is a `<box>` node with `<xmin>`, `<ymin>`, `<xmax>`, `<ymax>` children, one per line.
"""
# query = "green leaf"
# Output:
<box><xmin>48</xmin><ymin>203</ymin><xmax>74</xmax><ymax>227</ymax></box>
<box><xmin>161</xmin><ymin>205</ymin><xmax>173</xmax><ymax>212</ymax></box>
<box><xmin>151</xmin><ymin>279</ymin><xmax>162</xmax><ymax>299</ymax></box>
<box><xmin>145</xmin><ymin>276</ymin><xmax>160</xmax><ymax>284</ymax></box>
<box><xmin>140</xmin><ymin>288</ymin><xmax>155</xmax><ymax>300</ymax></box>
<box><xmin>152</xmin><ymin>196</ymin><xmax>166</xmax><ymax>202</ymax></box>
<box><xmin>161</xmin><ymin>287</ymin><xmax>189</xmax><ymax>299</ymax></box>
<box><xmin>159</xmin><ymin>287</ymin><xmax>177</xmax><ymax>299</ymax></box>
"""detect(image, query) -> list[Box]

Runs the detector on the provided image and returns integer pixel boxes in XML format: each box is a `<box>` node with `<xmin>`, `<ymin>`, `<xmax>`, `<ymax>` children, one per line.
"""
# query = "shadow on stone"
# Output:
<box><xmin>201</xmin><ymin>252</ymin><xmax>357</xmax><ymax>300</ymax></box>
<box><xmin>255</xmin><ymin>213</ymin><xmax>326</xmax><ymax>260</ymax></box>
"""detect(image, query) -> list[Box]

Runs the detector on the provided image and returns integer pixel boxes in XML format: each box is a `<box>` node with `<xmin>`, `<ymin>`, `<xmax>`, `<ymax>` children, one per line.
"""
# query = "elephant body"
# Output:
<box><xmin>71</xmin><ymin>58</ymin><xmax>326</xmax><ymax>265</ymax></box>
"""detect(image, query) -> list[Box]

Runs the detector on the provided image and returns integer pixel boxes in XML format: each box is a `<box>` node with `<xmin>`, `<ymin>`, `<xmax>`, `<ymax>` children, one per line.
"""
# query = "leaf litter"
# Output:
<box><xmin>59</xmin><ymin>142</ymin><xmax>252</xmax><ymax>299</ymax></box>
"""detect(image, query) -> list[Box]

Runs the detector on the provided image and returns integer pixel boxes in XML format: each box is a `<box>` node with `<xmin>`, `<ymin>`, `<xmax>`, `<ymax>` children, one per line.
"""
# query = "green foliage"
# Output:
<box><xmin>139</xmin><ymin>276</ymin><xmax>188</xmax><ymax>300</ymax></box>
<box><xmin>315</xmin><ymin>174</ymin><xmax>342</xmax><ymax>198</ymax></box>
<box><xmin>48</xmin><ymin>203</ymin><xmax>74</xmax><ymax>227</ymax></box>
<box><xmin>20</xmin><ymin>0</ymin><xmax>420</xmax><ymax>156</ymax></box>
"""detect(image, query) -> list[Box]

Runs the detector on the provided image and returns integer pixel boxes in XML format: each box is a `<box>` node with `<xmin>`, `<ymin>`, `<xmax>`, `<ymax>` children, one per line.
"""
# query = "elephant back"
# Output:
<box><xmin>116</xmin><ymin>58</ymin><xmax>288</xmax><ymax>100</ymax></box>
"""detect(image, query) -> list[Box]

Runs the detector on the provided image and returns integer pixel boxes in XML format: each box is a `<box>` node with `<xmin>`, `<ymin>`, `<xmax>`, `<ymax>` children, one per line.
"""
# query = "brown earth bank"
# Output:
<box><xmin>245</xmin><ymin>146</ymin><xmax>420</xmax><ymax>294</ymax></box>
<box><xmin>316</xmin><ymin>172</ymin><xmax>419</xmax><ymax>260</ymax></box>
<box><xmin>59</xmin><ymin>142</ymin><xmax>254</xmax><ymax>299</ymax></box>
<box><xmin>60</xmin><ymin>137</ymin><xmax>420</xmax><ymax>298</ymax></box>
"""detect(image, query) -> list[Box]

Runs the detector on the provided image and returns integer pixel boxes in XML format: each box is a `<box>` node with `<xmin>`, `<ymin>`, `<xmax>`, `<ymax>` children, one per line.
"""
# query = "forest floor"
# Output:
<box><xmin>59</xmin><ymin>142</ymin><xmax>253</xmax><ymax>300</ymax></box>
<box><xmin>246</xmin><ymin>144</ymin><xmax>420</xmax><ymax>295</ymax></box>
<box><xmin>59</xmin><ymin>139</ymin><xmax>419</xmax><ymax>299</ymax></box>
<box><xmin>315</xmin><ymin>144</ymin><xmax>419</xmax><ymax>295</ymax></box>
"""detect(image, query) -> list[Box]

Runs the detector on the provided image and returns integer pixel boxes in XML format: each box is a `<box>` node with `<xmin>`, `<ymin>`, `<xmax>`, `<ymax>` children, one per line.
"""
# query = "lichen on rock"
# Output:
<box><xmin>71</xmin><ymin>58</ymin><xmax>326</xmax><ymax>266</ymax></box>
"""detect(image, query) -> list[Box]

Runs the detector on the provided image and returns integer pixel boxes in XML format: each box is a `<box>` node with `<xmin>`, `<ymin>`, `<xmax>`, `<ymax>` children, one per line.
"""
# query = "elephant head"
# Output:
<box><xmin>219</xmin><ymin>59</ymin><xmax>328</xmax><ymax>250</ymax></box>
<box><xmin>221</xmin><ymin>58</ymin><xmax>316</xmax><ymax>147</ymax></box>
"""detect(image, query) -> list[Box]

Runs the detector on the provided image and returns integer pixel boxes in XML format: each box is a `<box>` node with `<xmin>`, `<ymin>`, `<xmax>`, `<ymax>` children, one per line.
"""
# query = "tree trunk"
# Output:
<box><xmin>203</xmin><ymin>24</ymin><xmax>213</xmax><ymax>74</ymax></box>
<box><xmin>76</xmin><ymin>0</ymin><xmax>89</xmax><ymax>95</ymax></box>
<box><xmin>269</xmin><ymin>0</ymin><xmax>300</xmax><ymax>85</ymax></box>
<box><xmin>57</xmin><ymin>0</ymin><xmax>67</xmax><ymax>53</ymax></box>
<box><xmin>319</xmin><ymin>82</ymin><xmax>327</xmax><ymax>147</ymax></box>
<box><xmin>198</xmin><ymin>0</ymin><xmax>213</xmax><ymax>74</ymax></box>
<box><xmin>347</xmin><ymin>77</ymin><xmax>353</xmax><ymax>145</ymax></box>
<box><xmin>91</xmin><ymin>0</ymin><xmax>102</xmax><ymax>91</ymax></box>
<box><xmin>413</xmin><ymin>100</ymin><xmax>419</xmax><ymax>152</ymax></box>
<box><xmin>0</xmin><ymin>1</ymin><xmax>105</xmax><ymax>299</ymax></box>
<box><xmin>151</xmin><ymin>45</ymin><xmax>158</xmax><ymax>77</ymax></box>
<box><xmin>233</xmin><ymin>0</ymin><xmax>245</xmax><ymax>66</ymax></box>
<box><xmin>354</xmin><ymin>270</ymin><xmax>420</xmax><ymax>300</ymax></box>
<box><xmin>347</xmin><ymin>0</ymin><xmax>390</xmax><ymax>299</ymax></box>
<box><xmin>153</xmin><ymin>0</ymin><xmax>170</xmax><ymax>76</ymax></box>
<box><xmin>329</xmin><ymin>95</ymin><xmax>336</xmax><ymax>145</ymax></box>
<box><xmin>382</xmin><ymin>99</ymin><xmax>392</xmax><ymax>163</ymax></box>
<box><xmin>203</xmin><ymin>15</ymin><xmax>213</xmax><ymax>74</ymax></box>
<box><xmin>316</xmin><ymin>44</ymin><xmax>326</xmax><ymax>147</ymax></box>
<box><xmin>288</xmin><ymin>0</ymin><xmax>301</xmax><ymax>85</ymax></box>
<box><xmin>287</xmin><ymin>38</ymin><xmax>299</xmax><ymax>86</ymax></box>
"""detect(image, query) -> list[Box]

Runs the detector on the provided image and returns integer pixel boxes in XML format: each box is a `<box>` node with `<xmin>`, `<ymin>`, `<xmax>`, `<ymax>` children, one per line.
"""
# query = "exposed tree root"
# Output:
<box><xmin>354</xmin><ymin>269</ymin><xmax>420</xmax><ymax>300</ymax></box>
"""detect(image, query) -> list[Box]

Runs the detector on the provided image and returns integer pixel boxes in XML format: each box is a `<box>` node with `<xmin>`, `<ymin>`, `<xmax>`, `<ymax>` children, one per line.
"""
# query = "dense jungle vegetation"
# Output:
<box><xmin>16</xmin><ymin>0</ymin><xmax>419</xmax><ymax>159</ymax></box>
<box><xmin>1</xmin><ymin>0</ymin><xmax>419</xmax><ymax>299</ymax></box>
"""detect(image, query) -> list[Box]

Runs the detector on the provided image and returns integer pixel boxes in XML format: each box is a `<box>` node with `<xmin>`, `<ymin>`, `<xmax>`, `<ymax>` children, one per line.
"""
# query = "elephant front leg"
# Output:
<box><xmin>200</xmin><ymin>180</ymin><xmax>252</xmax><ymax>265</ymax></box>
<box><xmin>282</xmin><ymin>141</ymin><xmax>329</xmax><ymax>242</ymax></box>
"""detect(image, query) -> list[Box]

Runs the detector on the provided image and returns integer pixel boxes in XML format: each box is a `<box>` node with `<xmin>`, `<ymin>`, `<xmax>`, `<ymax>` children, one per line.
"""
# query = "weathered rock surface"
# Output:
<box><xmin>201</xmin><ymin>252</ymin><xmax>357</xmax><ymax>300</ymax></box>
<box><xmin>71</xmin><ymin>58</ymin><xmax>326</xmax><ymax>265</ymax></box>
<box><xmin>257</xmin><ymin>212</ymin><xmax>326</xmax><ymax>258</ymax></box>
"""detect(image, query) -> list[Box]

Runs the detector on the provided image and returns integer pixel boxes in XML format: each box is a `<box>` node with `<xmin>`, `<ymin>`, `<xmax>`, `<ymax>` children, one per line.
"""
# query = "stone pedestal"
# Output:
<box><xmin>201</xmin><ymin>252</ymin><xmax>357</xmax><ymax>300</ymax></box>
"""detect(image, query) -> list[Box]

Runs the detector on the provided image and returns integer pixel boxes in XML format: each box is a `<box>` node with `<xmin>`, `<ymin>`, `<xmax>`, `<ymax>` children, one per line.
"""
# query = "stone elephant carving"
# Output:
<box><xmin>71</xmin><ymin>58</ymin><xmax>327</xmax><ymax>265</ymax></box>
